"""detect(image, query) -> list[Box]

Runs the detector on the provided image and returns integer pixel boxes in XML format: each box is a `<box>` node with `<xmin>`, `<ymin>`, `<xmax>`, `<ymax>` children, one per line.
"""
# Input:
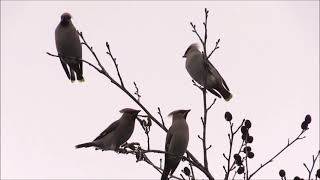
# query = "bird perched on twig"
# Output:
<box><xmin>161</xmin><ymin>109</ymin><xmax>190</xmax><ymax>180</ymax></box>
<box><xmin>75</xmin><ymin>108</ymin><xmax>140</xmax><ymax>151</ymax></box>
<box><xmin>183</xmin><ymin>43</ymin><xmax>232</xmax><ymax>101</ymax></box>
<box><xmin>55</xmin><ymin>12</ymin><xmax>84</xmax><ymax>82</ymax></box>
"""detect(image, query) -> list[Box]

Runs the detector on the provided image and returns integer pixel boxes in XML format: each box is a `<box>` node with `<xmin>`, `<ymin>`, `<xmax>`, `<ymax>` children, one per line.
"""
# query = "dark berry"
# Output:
<box><xmin>183</xmin><ymin>167</ymin><xmax>190</xmax><ymax>176</ymax></box>
<box><xmin>234</xmin><ymin>154</ymin><xmax>241</xmax><ymax>161</ymax></box>
<box><xmin>293</xmin><ymin>176</ymin><xmax>301</xmax><ymax>180</ymax></box>
<box><xmin>234</xmin><ymin>154</ymin><xmax>242</xmax><ymax>165</ymax></box>
<box><xmin>247</xmin><ymin>152</ymin><xmax>254</xmax><ymax>159</ymax></box>
<box><xmin>225</xmin><ymin>111</ymin><xmax>232</xmax><ymax>121</ymax></box>
<box><xmin>242</xmin><ymin>134</ymin><xmax>248</xmax><ymax>141</ymax></box>
<box><xmin>245</xmin><ymin>120</ymin><xmax>252</xmax><ymax>129</ymax></box>
<box><xmin>241</xmin><ymin>126</ymin><xmax>248</xmax><ymax>135</ymax></box>
<box><xmin>305</xmin><ymin>114</ymin><xmax>311</xmax><ymax>124</ymax></box>
<box><xmin>243</xmin><ymin>146</ymin><xmax>252</xmax><ymax>153</ymax></box>
<box><xmin>301</xmin><ymin>121</ymin><xmax>309</xmax><ymax>130</ymax></box>
<box><xmin>279</xmin><ymin>169</ymin><xmax>286</xmax><ymax>177</ymax></box>
<box><xmin>247</xmin><ymin>136</ymin><xmax>254</xmax><ymax>143</ymax></box>
<box><xmin>237</xmin><ymin>166</ymin><xmax>244</xmax><ymax>174</ymax></box>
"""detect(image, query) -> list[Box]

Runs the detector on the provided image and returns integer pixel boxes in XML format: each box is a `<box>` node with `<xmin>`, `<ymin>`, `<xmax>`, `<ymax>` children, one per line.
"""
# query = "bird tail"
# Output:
<box><xmin>218</xmin><ymin>86</ymin><xmax>233</xmax><ymax>101</ymax></box>
<box><xmin>69</xmin><ymin>64</ymin><xmax>85</xmax><ymax>82</ymax></box>
<box><xmin>75</xmin><ymin>142</ymin><xmax>95</xmax><ymax>149</ymax></box>
<box><xmin>161</xmin><ymin>167</ymin><xmax>170</xmax><ymax>180</ymax></box>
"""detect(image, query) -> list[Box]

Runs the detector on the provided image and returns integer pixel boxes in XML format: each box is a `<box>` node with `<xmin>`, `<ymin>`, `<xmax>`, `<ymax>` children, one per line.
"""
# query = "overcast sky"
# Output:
<box><xmin>1</xmin><ymin>1</ymin><xmax>319</xmax><ymax>179</ymax></box>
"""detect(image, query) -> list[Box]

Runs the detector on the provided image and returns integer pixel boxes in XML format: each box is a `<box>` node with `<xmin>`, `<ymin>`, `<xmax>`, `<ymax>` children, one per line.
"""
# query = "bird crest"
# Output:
<box><xmin>168</xmin><ymin>109</ymin><xmax>191</xmax><ymax>117</ymax></box>
<box><xmin>119</xmin><ymin>108</ymin><xmax>140</xmax><ymax>114</ymax></box>
<box><xmin>183</xmin><ymin>43</ymin><xmax>200</xmax><ymax>57</ymax></box>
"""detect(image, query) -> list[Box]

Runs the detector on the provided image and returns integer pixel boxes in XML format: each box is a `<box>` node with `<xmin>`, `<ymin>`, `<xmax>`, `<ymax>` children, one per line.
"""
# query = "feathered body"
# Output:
<box><xmin>183</xmin><ymin>44</ymin><xmax>232</xmax><ymax>101</ymax></box>
<box><xmin>55</xmin><ymin>12</ymin><xmax>84</xmax><ymax>82</ymax></box>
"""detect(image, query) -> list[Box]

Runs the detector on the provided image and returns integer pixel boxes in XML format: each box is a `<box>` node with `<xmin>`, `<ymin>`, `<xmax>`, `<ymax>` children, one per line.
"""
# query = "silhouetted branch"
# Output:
<box><xmin>303</xmin><ymin>150</ymin><xmax>320</xmax><ymax>180</ymax></box>
<box><xmin>207</xmin><ymin>39</ymin><xmax>220</xmax><ymax>60</ymax></box>
<box><xmin>207</xmin><ymin>98</ymin><xmax>217</xmax><ymax>111</ymax></box>
<box><xmin>192</xmin><ymin>80</ymin><xmax>203</xmax><ymax>90</ymax></box>
<box><xmin>187</xmin><ymin>153</ymin><xmax>196</xmax><ymax>180</ymax></box>
<box><xmin>78</xmin><ymin>31</ymin><xmax>108</xmax><ymax>74</ymax></box>
<box><xmin>105</xmin><ymin>42</ymin><xmax>125</xmax><ymax>88</ymax></box>
<box><xmin>158</xmin><ymin>107</ymin><xmax>165</xmax><ymax>128</ymax></box>
<box><xmin>46</xmin><ymin>53</ymin><xmax>103</xmax><ymax>74</ymax></box>
<box><xmin>224</xmin><ymin>119</ymin><xmax>245</xmax><ymax>180</ymax></box>
<box><xmin>244</xmin><ymin>142</ymin><xmax>249</xmax><ymax>180</ymax></box>
<box><xmin>191</xmin><ymin>8</ymin><xmax>213</xmax><ymax>172</ymax></box>
<box><xmin>248</xmin><ymin>130</ymin><xmax>308</xmax><ymax>179</ymax></box>
<box><xmin>122</xmin><ymin>145</ymin><xmax>207</xmax><ymax>178</ymax></box>
<box><xmin>137</xmin><ymin>117</ymin><xmax>151</xmax><ymax>150</ymax></box>
<box><xmin>133</xmin><ymin>81</ymin><xmax>141</xmax><ymax>102</ymax></box>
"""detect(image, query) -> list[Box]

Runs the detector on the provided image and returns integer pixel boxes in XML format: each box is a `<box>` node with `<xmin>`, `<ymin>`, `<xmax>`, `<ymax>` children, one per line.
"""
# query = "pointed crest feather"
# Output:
<box><xmin>119</xmin><ymin>108</ymin><xmax>140</xmax><ymax>114</ymax></box>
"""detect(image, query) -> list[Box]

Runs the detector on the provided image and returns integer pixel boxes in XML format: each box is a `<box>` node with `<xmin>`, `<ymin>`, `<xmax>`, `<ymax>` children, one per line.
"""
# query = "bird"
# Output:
<box><xmin>183</xmin><ymin>43</ymin><xmax>232</xmax><ymax>101</ymax></box>
<box><xmin>161</xmin><ymin>109</ymin><xmax>190</xmax><ymax>180</ymax></box>
<box><xmin>55</xmin><ymin>12</ymin><xmax>84</xmax><ymax>82</ymax></box>
<box><xmin>75</xmin><ymin>108</ymin><xmax>140</xmax><ymax>151</ymax></box>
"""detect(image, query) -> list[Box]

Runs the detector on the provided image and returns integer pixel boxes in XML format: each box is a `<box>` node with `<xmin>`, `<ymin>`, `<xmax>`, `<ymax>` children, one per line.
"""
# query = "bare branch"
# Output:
<box><xmin>207</xmin><ymin>98</ymin><xmax>217</xmax><ymax>111</ymax></box>
<box><xmin>248</xmin><ymin>130</ymin><xmax>308</xmax><ymax>179</ymax></box>
<box><xmin>207</xmin><ymin>39</ymin><xmax>220</xmax><ymax>60</ymax></box>
<box><xmin>187</xmin><ymin>153</ymin><xmax>196</xmax><ymax>180</ymax></box>
<box><xmin>190</xmin><ymin>22</ymin><xmax>204</xmax><ymax>44</ymax></box>
<box><xmin>133</xmin><ymin>81</ymin><xmax>141</xmax><ymax>102</ymax></box>
<box><xmin>105</xmin><ymin>42</ymin><xmax>125</xmax><ymax>87</ymax></box>
<box><xmin>224</xmin><ymin>119</ymin><xmax>245</xmax><ymax>180</ymax></box>
<box><xmin>192</xmin><ymin>80</ymin><xmax>203</xmax><ymax>90</ymax></box>
<box><xmin>78</xmin><ymin>31</ymin><xmax>108</xmax><ymax>74</ymax></box>
<box><xmin>190</xmin><ymin>8</ymin><xmax>213</xmax><ymax>172</ymax></box>
<box><xmin>158</xmin><ymin>107</ymin><xmax>165</xmax><ymax>128</ymax></box>
<box><xmin>244</xmin><ymin>142</ymin><xmax>249</xmax><ymax>180</ymax></box>
<box><xmin>46</xmin><ymin>52</ymin><xmax>103</xmax><ymax>74</ymax></box>
<box><xmin>303</xmin><ymin>150</ymin><xmax>320</xmax><ymax>180</ymax></box>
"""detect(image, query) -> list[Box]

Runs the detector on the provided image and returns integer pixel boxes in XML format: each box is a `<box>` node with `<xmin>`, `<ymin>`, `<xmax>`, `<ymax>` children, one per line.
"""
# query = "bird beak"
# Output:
<box><xmin>182</xmin><ymin>54</ymin><xmax>186</xmax><ymax>58</ymax></box>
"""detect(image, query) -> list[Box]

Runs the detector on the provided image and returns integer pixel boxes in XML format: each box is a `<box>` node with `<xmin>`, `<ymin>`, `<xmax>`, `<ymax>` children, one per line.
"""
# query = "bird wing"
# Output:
<box><xmin>93</xmin><ymin>120</ymin><xmax>120</xmax><ymax>141</ymax></box>
<box><xmin>59</xmin><ymin>57</ymin><xmax>71</xmax><ymax>79</ymax></box>
<box><xmin>207</xmin><ymin>60</ymin><xmax>230</xmax><ymax>91</ymax></box>
<box><xmin>165</xmin><ymin>128</ymin><xmax>173</xmax><ymax>152</ymax></box>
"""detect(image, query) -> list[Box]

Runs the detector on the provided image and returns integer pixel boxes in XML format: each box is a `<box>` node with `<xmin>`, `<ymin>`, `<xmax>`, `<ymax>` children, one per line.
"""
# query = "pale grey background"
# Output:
<box><xmin>1</xmin><ymin>1</ymin><xmax>319</xmax><ymax>179</ymax></box>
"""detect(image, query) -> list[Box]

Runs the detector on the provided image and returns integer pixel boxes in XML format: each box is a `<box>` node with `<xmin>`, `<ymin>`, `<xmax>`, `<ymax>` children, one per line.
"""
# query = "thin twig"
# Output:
<box><xmin>224</xmin><ymin>119</ymin><xmax>245</xmax><ymax>180</ymax></box>
<box><xmin>230</xmin><ymin>140</ymin><xmax>245</xmax><ymax>180</ymax></box>
<box><xmin>187</xmin><ymin>153</ymin><xmax>196</xmax><ymax>180</ymax></box>
<box><xmin>158</xmin><ymin>107</ymin><xmax>165</xmax><ymax>128</ymax></box>
<box><xmin>248</xmin><ymin>130</ymin><xmax>308</xmax><ymax>179</ymax></box>
<box><xmin>190</xmin><ymin>22</ymin><xmax>204</xmax><ymax>45</ymax></box>
<box><xmin>137</xmin><ymin>117</ymin><xmax>151</xmax><ymax>150</ymax></box>
<box><xmin>191</xmin><ymin>8</ymin><xmax>211</xmax><ymax>172</ymax></box>
<box><xmin>303</xmin><ymin>150</ymin><xmax>320</xmax><ymax>180</ymax></box>
<box><xmin>244</xmin><ymin>141</ymin><xmax>249</xmax><ymax>180</ymax></box>
<box><xmin>192</xmin><ymin>80</ymin><xmax>203</xmax><ymax>90</ymax></box>
<box><xmin>46</xmin><ymin>53</ymin><xmax>103</xmax><ymax>74</ymax></box>
<box><xmin>133</xmin><ymin>81</ymin><xmax>141</xmax><ymax>102</ymax></box>
<box><xmin>207</xmin><ymin>98</ymin><xmax>217</xmax><ymax>111</ymax></box>
<box><xmin>105</xmin><ymin>42</ymin><xmax>125</xmax><ymax>88</ymax></box>
<box><xmin>78</xmin><ymin>32</ymin><xmax>108</xmax><ymax>74</ymax></box>
<box><xmin>207</xmin><ymin>39</ymin><xmax>220</xmax><ymax>60</ymax></box>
